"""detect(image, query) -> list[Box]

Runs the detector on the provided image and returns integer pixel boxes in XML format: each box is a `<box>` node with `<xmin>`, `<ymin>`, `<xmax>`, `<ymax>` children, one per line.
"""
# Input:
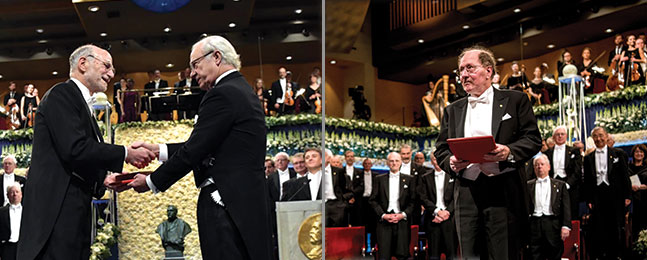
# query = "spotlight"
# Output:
<box><xmin>99</xmin><ymin>32</ymin><xmax>108</xmax><ymax>37</ymax></box>
<box><xmin>513</xmin><ymin>8</ymin><xmax>521</xmax><ymax>13</ymax></box>
<box><xmin>36</xmin><ymin>28</ymin><xmax>44</xmax><ymax>34</ymax></box>
<box><xmin>88</xmin><ymin>6</ymin><xmax>99</xmax><ymax>12</ymax></box>
<box><xmin>497</xmin><ymin>57</ymin><xmax>504</xmax><ymax>62</ymax></box>
<box><xmin>605</xmin><ymin>28</ymin><xmax>613</xmax><ymax>33</ymax></box>
<box><xmin>286</xmin><ymin>55</ymin><xmax>292</xmax><ymax>61</ymax></box>
<box><xmin>295</xmin><ymin>9</ymin><xmax>302</xmax><ymax>14</ymax></box>
<box><xmin>330</xmin><ymin>60</ymin><xmax>336</xmax><ymax>64</ymax></box>
<box><xmin>462</xmin><ymin>25</ymin><xmax>470</xmax><ymax>30</ymax></box>
<box><xmin>52</xmin><ymin>71</ymin><xmax>58</xmax><ymax>75</ymax></box>
<box><xmin>417</xmin><ymin>39</ymin><xmax>424</xmax><ymax>44</ymax></box>
<box><xmin>38</xmin><ymin>40</ymin><xmax>48</xmax><ymax>44</ymax></box>
<box><xmin>229</xmin><ymin>22</ymin><xmax>236</xmax><ymax>28</ymax></box>
<box><xmin>166</xmin><ymin>63</ymin><xmax>174</xmax><ymax>68</ymax></box>
<box><xmin>163</xmin><ymin>27</ymin><xmax>172</xmax><ymax>33</ymax></box>
<box><xmin>547</xmin><ymin>44</ymin><xmax>555</xmax><ymax>49</ymax></box>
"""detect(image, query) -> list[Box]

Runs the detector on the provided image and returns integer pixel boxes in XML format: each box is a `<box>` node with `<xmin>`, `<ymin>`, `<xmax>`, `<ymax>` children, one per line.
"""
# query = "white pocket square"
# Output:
<box><xmin>571</xmin><ymin>154</ymin><xmax>575</xmax><ymax>159</ymax></box>
<box><xmin>449</xmin><ymin>178</ymin><xmax>455</xmax><ymax>183</ymax></box>
<box><xmin>613</xmin><ymin>157</ymin><xmax>619</xmax><ymax>163</ymax></box>
<box><xmin>502</xmin><ymin>113</ymin><xmax>512</xmax><ymax>121</ymax></box>
<box><xmin>403</xmin><ymin>184</ymin><xmax>408</xmax><ymax>189</ymax></box>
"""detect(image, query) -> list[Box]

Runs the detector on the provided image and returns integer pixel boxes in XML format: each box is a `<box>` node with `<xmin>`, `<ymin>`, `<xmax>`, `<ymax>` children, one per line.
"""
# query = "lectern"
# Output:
<box><xmin>276</xmin><ymin>200</ymin><xmax>322</xmax><ymax>260</ymax></box>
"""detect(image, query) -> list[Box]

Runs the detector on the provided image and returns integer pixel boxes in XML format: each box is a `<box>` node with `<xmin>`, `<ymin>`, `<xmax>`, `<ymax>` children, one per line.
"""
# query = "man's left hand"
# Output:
<box><xmin>483</xmin><ymin>144</ymin><xmax>511</xmax><ymax>162</ymax></box>
<box><xmin>625</xmin><ymin>199</ymin><xmax>631</xmax><ymax>207</ymax></box>
<box><xmin>561</xmin><ymin>228</ymin><xmax>570</xmax><ymax>241</ymax></box>
<box><xmin>128</xmin><ymin>173</ymin><xmax>151</xmax><ymax>193</ymax></box>
<box><xmin>348</xmin><ymin>198</ymin><xmax>355</xmax><ymax>204</ymax></box>
<box><xmin>103</xmin><ymin>173</ymin><xmax>131</xmax><ymax>192</ymax></box>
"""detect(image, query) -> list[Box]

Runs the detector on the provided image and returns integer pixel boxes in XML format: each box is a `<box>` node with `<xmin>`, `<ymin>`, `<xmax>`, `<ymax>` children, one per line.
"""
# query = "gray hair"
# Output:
<box><xmin>192</xmin><ymin>35</ymin><xmax>241</xmax><ymax>70</ymax></box>
<box><xmin>591</xmin><ymin>126</ymin><xmax>607</xmax><ymax>135</ymax></box>
<box><xmin>2</xmin><ymin>155</ymin><xmax>16</xmax><ymax>165</ymax></box>
<box><xmin>553</xmin><ymin>125</ymin><xmax>567</xmax><ymax>136</ymax></box>
<box><xmin>458</xmin><ymin>45</ymin><xmax>497</xmax><ymax>78</ymax></box>
<box><xmin>69</xmin><ymin>45</ymin><xmax>96</xmax><ymax>75</ymax></box>
<box><xmin>533</xmin><ymin>154</ymin><xmax>549</xmax><ymax>165</ymax></box>
<box><xmin>274</xmin><ymin>152</ymin><xmax>289</xmax><ymax>161</ymax></box>
<box><xmin>6</xmin><ymin>182</ymin><xmax>21</xmax><ymax>195</ymax></box>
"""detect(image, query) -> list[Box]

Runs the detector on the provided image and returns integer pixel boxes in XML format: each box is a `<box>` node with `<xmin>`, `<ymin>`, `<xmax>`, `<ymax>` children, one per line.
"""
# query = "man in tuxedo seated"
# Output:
<box><xmin>0</xmin><ymin>183</ymin><xmax>23</xmax><ymax>260</ymax></box>
<box><xmin>292</xmin><ymin>153</ymin><xmax>307</xmax><ymax>177</ymax></box>
<box><xmin>583</xmin><ymin>127</ymin><xmax>631</xmax><ymax>260</ymax></box>
<box><xmin>419</xmin><ymin>153</ymin><xmax>456</xmax><ymax>260</ymax></box>
<box><xmin>344</xmin><ymin>150</ymin><xmax>363</xmax><ymax>226</ymax></box>
<box><xmin>1</xmin><ymin>156</ymin><xmax>26</xmax><ymax>206</ymax></box>
<box><xmin>527</xmin><ymin>154</ymin><xmax>571</xmax><ymax>260</ymax></box>
<box><xmin>544</xmin><ymin>126</ymin><xmax>582</xmax><ymax>219</ymax></box>
<box><xmin>369</xmin><ymin>152</ymin><xmax>414</xmax><ymax>260</ymax></box>
<box><xmin>281</xmin><ymin>148</ymin><xmax>323</xmax><ymax>201</ymax></box>
<box><xmin>144</xmin><ymin>69</ymin><xmax>170</xmax><ymax>121</ymax></box>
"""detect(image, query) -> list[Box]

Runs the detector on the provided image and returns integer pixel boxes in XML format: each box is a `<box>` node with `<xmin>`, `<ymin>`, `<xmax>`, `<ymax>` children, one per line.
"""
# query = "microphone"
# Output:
<box><xmin>286</xmin><ymin>178</ymin><xmax>311</xmax><ymax>201</ymax></box>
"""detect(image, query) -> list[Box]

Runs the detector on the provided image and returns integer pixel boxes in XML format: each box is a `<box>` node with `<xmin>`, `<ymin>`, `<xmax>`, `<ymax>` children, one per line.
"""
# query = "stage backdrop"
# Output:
<box><xmin>114</xmin><ymin>123</ymin><xmax>201</xmax><ymax>260</ymax></box>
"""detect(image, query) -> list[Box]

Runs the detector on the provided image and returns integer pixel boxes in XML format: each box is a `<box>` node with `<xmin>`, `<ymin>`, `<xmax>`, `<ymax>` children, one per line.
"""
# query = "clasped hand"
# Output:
<box><xmin>104</xmin><ymin>141</ymin><xmax>158</xmax><ymax>192</ymax></box>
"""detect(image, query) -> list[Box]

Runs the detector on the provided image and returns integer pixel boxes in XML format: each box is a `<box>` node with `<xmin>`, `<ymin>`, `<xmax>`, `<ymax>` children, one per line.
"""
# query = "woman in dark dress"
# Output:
<box><xmin>578</xmin><ymin>47</ymin><xmax>603</xmax><ymax>94</ymax></box>
<box><xmin>20</xmin><ymin>83</ymin><xmax>40</xmax><ymax>128</ymax></box>
<box><xmin>630</xmin><ymin>144</ymin><xmax>647</xmax><ymax>241</ymax></box>
<box><xmin>505</xmin><ymin>62</ymin><xmax>528</xmax><ymax>91</ymax></box>
<box><xmin>303</xmin><ymin>72</ymin><xmax>322</xmax><ymax>114</ymax></box>
<box><xmin>623</xmin><ymin>35</ymin><xmax>646</xmax><ymax>86</ymax></box>
<box><xmin>119</xmin><ymin>78</ymin><xmax>139</xmax><ymax>122</ymax></box>
<box><xmin>557</xmin><ymin>50</ymin><xmax>577</xmax><ymax>77</ymax></box>
<box><xmin>528</xmin><ymin>66</ymin><xmax>551</xmax><ymax>105</ymax></box>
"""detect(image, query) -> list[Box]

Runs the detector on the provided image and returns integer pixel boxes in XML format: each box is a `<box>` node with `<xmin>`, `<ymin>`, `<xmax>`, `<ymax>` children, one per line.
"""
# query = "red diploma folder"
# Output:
<box><xmin>115</xmin><ymin>171</ymin><xmax>152</xmax><ymax>184</ymax></box>
<box><xmin>447</xmin><ymin>136</ymin><xmax>497</xmax><ymax>163</ymax></box>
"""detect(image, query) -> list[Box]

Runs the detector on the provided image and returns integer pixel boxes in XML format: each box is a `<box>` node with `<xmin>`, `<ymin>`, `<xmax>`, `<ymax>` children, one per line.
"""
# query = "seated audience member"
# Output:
<box><xmin>527</xmin><ymin>154</ymin><xmax>571</xmax><ymax>260</ymax></box>
<box><xmin>629</xmin><ymin>144</ymin><xmax>647</xmax><ymax>241</ymax></box>
<box><xmin>419</xmin><ymin>153</ymin><xmax>456</xmax><ymax>260</ymax></box>
<box><xmin>369</xmin><ymin>152</ymin><xmax>414</xmax><ymax>260</ymax></box>
<box><xmin>0</xmin><ymin>183</ymin><xmax>24</xmax><ymax>260</ymax></box>
<box><xmin>1</xmin><ymin>156</ymin><xmax>26</xmax><ymax>206</ymax></box>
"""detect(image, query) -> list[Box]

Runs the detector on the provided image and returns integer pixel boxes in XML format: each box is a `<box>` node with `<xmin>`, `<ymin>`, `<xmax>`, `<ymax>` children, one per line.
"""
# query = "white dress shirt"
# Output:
<box><xmin>363</xmin><ymin>171</ymin><xmax>372</xmax><ymax>197</ymax></box>
<box><xmin>400</xmin><ymin>161</ymin><xmax>411</xmax><ymax>175</ymax></box>
<box><xmin>533</xmin><ymin>176</ymin><xmax>553</xmax><ymax>216</ymax></box>
<box><xmin>9</xmin><ymin>203</ymin><xmax>22</xmax><ymax>242</ymax></box>
<box><xmin>324</xmin><ymin>165</ymin><xmax>337</xmax><ymax>201</ymax></box>
<box><xmin>277</xmin><ymin>78</ymin><xmax>286</xmax><ymax>103</ymax></box>
<box><xmin>387</xmin><ymin>172</ymin><xmax>401</xmax><ymax>213</ymax></box>
<box><xmin>433</xmin><ymin>169</ymin><xmax>447</xmax><ymax>215</ymax></box>
<box><xmin>278</xmin><ymin>168</ymin><xmax>291</xmax><ymax>198</ymax></box>
<box><xmin>307</xmin><ymin>170</ymin><xmax>322</xmax><ymax>201</ymax></box>
<box><xmin>3</xmin><ymin>173</ymin><xmax>15</xmax><ymax>206</ymax></box>
<box><xmin>346</xmin><ymin>165</ymin><xmax>355</xmax><ymax>181</ymax></box>
<box><xmin>552</xmin><ymin>144</ymin><xmax>567</xmax><ymax>179</ymax></box>
<box><xmin>154</xmin><ymin>79</ymin><xmax>161</xmax><ymax>89</ymax></box>
<box><xmin>595</xmin><ymin>146</ymin><xmax>609</xmax><ymax>186</ymax></box>
<box><xmin>145</xmin><ymin>69</ymin><xmax>238</xmax><ymax>206</ymax></box>
<box><xmin>463</xmin><ymin>87</ymin><xmax>498</xmax><ymax>180</ymax></box>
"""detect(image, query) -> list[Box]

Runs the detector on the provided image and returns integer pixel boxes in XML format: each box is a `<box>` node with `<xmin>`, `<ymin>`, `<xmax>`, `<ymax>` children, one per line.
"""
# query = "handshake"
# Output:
<box><xmin>104</xmin><ymin>141</ymin><xmax>158</xmax><ymax>193</ymax></box>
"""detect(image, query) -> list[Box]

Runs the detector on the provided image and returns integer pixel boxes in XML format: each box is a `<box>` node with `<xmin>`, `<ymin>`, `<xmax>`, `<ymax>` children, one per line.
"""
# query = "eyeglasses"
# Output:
<box><xmin>190</xmin><ymin>50</ymin><xmax>215</xmax><ymax>70</ymax></box>
<box><xmin>457</xmin><ymin>64</ymin><xmax>483</xmax><ymax>74</ymax></box>
<box><xmin>87</xmin><ymin>55</ymin><xmax>115</xmax><ymax>74</ymax></box>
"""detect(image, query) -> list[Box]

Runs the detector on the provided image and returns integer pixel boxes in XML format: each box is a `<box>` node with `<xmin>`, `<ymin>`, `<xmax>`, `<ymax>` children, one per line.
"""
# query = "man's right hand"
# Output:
<box><xmin>126</xmin><ymin>146</ymin><xmax>155</xmax><ymax>168</ymax></box>
<box><xmin>450</xmin><ymin>155</ymin><xmax>470</xmax><ymax>172</ymax></box>
<box><xmin>274</xmin><ymin>103</ymin><xmax>280</xmax><ymax>109</ymax></box>
<box><xmin>131</xmin><ymin>141</ymin><xmax>160</xmax><ymax>158</ymax></box>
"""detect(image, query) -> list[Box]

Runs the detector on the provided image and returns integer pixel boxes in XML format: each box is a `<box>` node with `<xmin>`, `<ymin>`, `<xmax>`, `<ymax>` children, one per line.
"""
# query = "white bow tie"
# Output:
<box><xmin>537</xmin><ymin>178</ymin><xmax>549</xmax><ymax>183</ymax></box>
<box><xmin>468</xmin><ymin>94</ymin><xmax>488</xmax><ymax>108</ymax></box>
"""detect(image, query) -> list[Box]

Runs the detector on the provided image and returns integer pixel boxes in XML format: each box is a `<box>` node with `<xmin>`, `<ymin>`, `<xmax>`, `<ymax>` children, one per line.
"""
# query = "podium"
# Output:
<box><xmin>276</xmin><ymin>200</ymin><xmax>322</xmax><ymax>260</ymax></box>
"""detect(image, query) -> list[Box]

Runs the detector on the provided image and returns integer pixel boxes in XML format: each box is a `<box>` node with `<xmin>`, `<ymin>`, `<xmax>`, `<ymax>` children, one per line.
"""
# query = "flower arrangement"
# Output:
<box><xmin>634</xmin><ymin>229</ymin><xmax>647</xmax><ymax>258</ymax></box>
<box><xmin>533</xmin><ymin>84</ymin><xmax>647</xmax><ymax>116</ymax></box>
<box><xmin>90</xmin><ymin>221</ymin><xmax>120</xmax><ymax>260</ymax></box>
<box><xmin>594</xmin><ymin>102</ymin><xmax>647</xmax><ymax>134</ymax></box>
<box><xmin>0</xmin><ymin>128</ymin><xmax>33</xmax><ymax>141</ymax></box>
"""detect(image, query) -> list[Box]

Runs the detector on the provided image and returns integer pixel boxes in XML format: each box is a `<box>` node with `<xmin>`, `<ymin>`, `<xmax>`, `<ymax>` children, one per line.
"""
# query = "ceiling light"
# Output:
<box><xmin>513</xmin><ymin>8</ymin><xmax>521</xmax><ymax>13</ymax></box>
<box><xmin>0</xmin><ymin>75</ymin><xmax>3</xmax><ymax>79</ymax></box>
<box><xmin>99</xmin><ymin>32</ymin><xmax>107</xmax><ymax>37</ymax></box>
<box><xmin>523</xmin><ymin>42</ymin><xmax>528</xmax><ymax>46</ymax></box>
<box><xmin>52</xmin><ymin>71</ymin><xmax>58</xmax><ymax>76</ymax></box>
<box><xmin>417</xmin><ymin>39</ymin><xmax>424</xmax><ymax>44</ymax></box>
<box><xmin>497</xmin><ymin>57</ymin><xmax>504</xmax><ymax>62</ymax></box>
<box><xmin>36</xmin><ymin>28</ymin><xmax>44</xmax><ymax>34</ymax></box>
<box><xmin>163</xmin><ymin>27</ymin><xmax>172</xmax><ymax>33</ymax></box>
<box><xmin>37</xmin><ymin>40</ymin><xmax>48</xmax><ymax>44</ymax></box>
<box><xmin>166</xmin><ymin>63</ymin><xmax>174</xmax><ymax>68</ymax></box>
<box><xmin>547</xmin><ymin>44</ymin><xmax>555</xmax><ymax>49</ymax></box>
<box><xmin>462</xmin><ymin>25</ymin><xmax>470</xmax><ymax>29</ymax></box>
<box><xmin>292</xmin><ymin>20</ymin><xmax>305</xmax><ymax>25</ymax></box>
<box><xmin>88</xmin><ymin>6</ymin><xmax>99</xmax><ymax>12</ymax></box>
<box><xmin>286</xmin><ymin>55</ymin><xmax>292</xmax><ymax>61</ymax></box>
<box><xmin>233</xmin><ymin>0</ymin><xmax>240</xmax><ymax>2</ymax></box>
<box><xmin>295</xmin><ymin>9</ymin><xmax>303</xmax><ymax>14</ymax></box>
<box><xmin>330</xmin><ymin>60</ymin><xmax>336</xmax><ymax>64</ymax></box>
<box><xmin>605</xmin><ymin>28</ymin><xmax>613</xmax><ymax>33</ymax></box>
<box><xmin>228</xmin><ymin>22</ymin><xmax>236</xmax><ymax>28</ymax></box>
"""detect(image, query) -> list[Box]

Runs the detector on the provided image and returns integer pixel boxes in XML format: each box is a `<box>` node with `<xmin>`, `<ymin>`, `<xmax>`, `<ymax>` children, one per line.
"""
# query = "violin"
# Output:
<box><xmin>606</xmin><ymin>51</ymin><xmax>624</xmax><ymax>91</ymax></box>
<box><xmin>314</xmin><ymin>97</ymin><xmax>321</xmax><ymax>114</ymax></box>
<box><xmin>284</xmin><ymin>74</ymin><xmax>295</xmax><ymax>107</ymax></box>
<box><xmin>4</xmin><ymin>103</ymin><xmax>20</xmax><ymax>130</ymax></box>
<box><xmin>27</xmin><ymin>103</ymin><xmax>35</xmax><ymax>127</ymax></box>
